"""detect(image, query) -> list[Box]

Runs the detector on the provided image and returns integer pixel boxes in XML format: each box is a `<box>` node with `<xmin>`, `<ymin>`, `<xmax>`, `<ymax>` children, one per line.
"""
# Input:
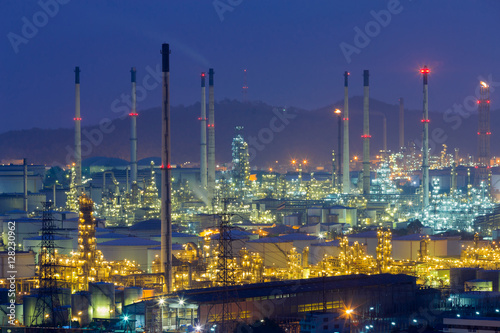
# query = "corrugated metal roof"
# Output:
<box><xmin>178</xmin><ymin>274</ymin><xmax>416</xmax><ymax>303</ymax></box>
<box><xmin>98</xmin><ymin>237</ymin><xmax>160</xmax><ymax>247</ymax></box>
<box><xmin>349</xmin><ymin>230</ymin><xmax>378</xmax><ymax>238</ymax></box>
<box><xmin>277</xmin><ymin>234</ymin><xmax>317</xmax><ymax>241</ymax></box>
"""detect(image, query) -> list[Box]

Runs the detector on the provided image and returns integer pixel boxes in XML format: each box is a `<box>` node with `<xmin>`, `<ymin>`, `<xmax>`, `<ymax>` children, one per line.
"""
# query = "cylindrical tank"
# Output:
<box><xmin>0</xmin><ymin>288</ymin><xmax>9</xmax><ymax>304</ymax></box>
<box><xmin>89</xmin><ymin>282</ymin><xmax>115</xmax><ymax>319</ymax></box>
<box><xmin>23</xmin><ymin>295</ymin><xmax>38</xmax><ymax>326</ymax></box>
<box><xmin>477</xmin><ymin>270</ymin><xmax>500</xmax><ymax>291</ymax></box>
<box><xmin>123</xmin><ymin>287</ymin><xmax>143</xmax><ymax>306</ymax></box>
<box><xmin>72</xmin><ymin>291</ymin><xmax>92</xmax><ymax>326</ymax></box>
<box><xmin>450</xmin><ymin>268</ymin><xmax>477</xmax><ymax>292</ymax></box>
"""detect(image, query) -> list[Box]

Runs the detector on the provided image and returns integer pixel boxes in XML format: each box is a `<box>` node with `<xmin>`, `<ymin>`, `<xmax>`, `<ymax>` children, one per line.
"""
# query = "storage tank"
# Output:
<box><xmin>0</xmin><ymin>288</ymin><xmax>9</xmax><ymax>304</ymax></box>
<box><xmin>450</xmin><ymin>268</ymin><xmax>477</xmax><ymax>292</ymax></box>
<box><xmin>124</xmin><ymin>287</ymin><xmax>143</xmax><ymax>306</ymax></box>
<box><xmin>89</xmin><ymin>282</ymin><xmax>115</xmax><ymax>319</ymax></box>
<box><xmin>72</xmin><ymin>291</ymin><xmax>92</xmax><ymax>326</ymax></box>
<box><xmin>477</xmin><ymin>270</ymin><xmax>500</xmax><ymax>291</ymax></box>
<box><xmin>23</xmin><ymin>295</ymin><xmax>38</xmax><ymax>326</ymax></box>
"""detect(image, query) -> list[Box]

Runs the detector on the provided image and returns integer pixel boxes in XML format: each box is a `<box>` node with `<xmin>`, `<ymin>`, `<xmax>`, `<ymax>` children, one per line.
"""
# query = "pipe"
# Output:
<box><xmin>74</xmin><ymin>67</ymin><xmax>82</xmax><ymax>187</ymax></box>
<box><xmin>200</xmin><ymin>72</ymin><xmax>208</xmax><ymax>189</ymax></box>
<box><xmin>160</xmin><ymin>43</ymin><xmax>173</xmax><ymax>293</ymax></box>
<box><xmin>362</xmin><ymin>70</ymin><xmax>370</xmax><ymax>195</ymax></box>
<box><xmin>23</xmin><ymin>158</ymin><xmax>28</xmax><ymax>212</ymax></box>
<box><xmin>130</xmin><ymin>67</ymin><xmax>138</xmax><ymax>185</ymax></box>
<box><xmin>342</xmin><ymin>71</ymin><xmax>350</xmax><ymax>193</ymax></box>
<box><xmin>422</xmin><ymin>66</ymin><xmax>430</xmax><ymax>208</ymax></box>
<box><xmin>399</xmin><ymin>98</ymin><xmax>404</xmax><ymax>149</ymax></box>
<box><xmin>207</xmin><ymin>68</ymin><xmax>215</xmax><ymax>206</ymax></box>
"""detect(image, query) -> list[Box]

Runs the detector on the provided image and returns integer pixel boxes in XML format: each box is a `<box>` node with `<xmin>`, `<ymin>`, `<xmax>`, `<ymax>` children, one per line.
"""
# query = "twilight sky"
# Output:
<box><xmin>1</xmin><ymin>0</ymin><xmax>499</xmax><ymax>133</ymax></box>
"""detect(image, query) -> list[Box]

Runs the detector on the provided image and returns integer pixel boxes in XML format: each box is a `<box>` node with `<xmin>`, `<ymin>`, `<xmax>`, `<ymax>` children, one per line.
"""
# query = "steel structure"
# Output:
<box><xmin>31</xmin><ymin>202</ymin><xmax>66</xmax><ymax>327</ymax></box>
<box><xmin>160</xmin><ymin>43</ymin><xmax>173</xmax><ymax>293</ymax></box>
<box><xmin>475</xmin><ymin>81</ymin><xmax>491</xmax><ymax>189</ymax></box>
<box><xmin>421</xmin><ymin>66</ymin><xmax>430</xmax><ymax>208</ymax></box>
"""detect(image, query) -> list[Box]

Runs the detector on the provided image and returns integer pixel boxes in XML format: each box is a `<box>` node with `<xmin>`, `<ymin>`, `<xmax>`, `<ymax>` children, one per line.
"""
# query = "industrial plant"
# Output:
<box><xmin>2</xmin><ymin>5</ymin><xmax>500</xmax><ymax>332</ymax></box>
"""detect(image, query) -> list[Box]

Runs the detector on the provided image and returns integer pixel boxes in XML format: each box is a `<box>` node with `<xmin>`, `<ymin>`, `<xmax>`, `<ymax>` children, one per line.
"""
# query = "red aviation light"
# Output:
<box><xmin>343</xmin><ymin>117</ymin><xmax>349</xmax><ymax>121</ymax></box>
<box><xmin>161</xmin><ymin>164</ymin><xmax>172</xmax><ymax>169</ymax></box>
<box><xmin>478</xmin><ymin>132</ymin><xmax>481</xmax><ymax>135</ymax></box>
<box><xmin>361</xmin><ymin>134</ymin><xmax>371</xmax><ymax>138</ymax></box>
<box><xmin>73</xmin><ymin>117</ymin><xmax>82</xmax><ymax>121</ymax></box>
<box><xmin>475</xmin><ymin>166</ymin><xmax>478</xmax><ymax>169</ymax></box>
<box><xmin>421</xmin><ymin>119</ymin><xmax>430</xmax><ymax>123</ymax></box>
<box><xmin>487</xmin><ymin>132</ymin><xmax>492</xmax><ymax>135</ymax></box>
<box><xmin>487</xmin><ymin>100</ymin><xmax>490</xmax><ymax>104</ymax></box>
<box><xmin>477</xmin><ymin>100</ymin><xmax>481</xmax><ymax>104</ymax></box>
<box><xmin>201</xmin><ymin>73</ymin><xmax>205</xmax><ymax>77</ymax></box>
<box><xmin>420</xmin><ymin>68</ymin><xmax>430</xmax><ymax>74</ymax></box>
<box><xmin>129</xmin><ymin>113</ymin><xmax>138</xmax><ymax>116</ymax></box>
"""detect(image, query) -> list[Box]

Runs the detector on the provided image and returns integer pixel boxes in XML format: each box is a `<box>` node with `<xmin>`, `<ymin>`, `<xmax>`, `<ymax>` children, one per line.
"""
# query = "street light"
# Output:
<box><xmin>344</xmin><ymin>308</ymin><xmax>353</xmax><ymax>333</ymax></box>
<box><xmin>159</xmin><ymin>298</ymin><xmax>165</xmax><ymax>331</ymax></box>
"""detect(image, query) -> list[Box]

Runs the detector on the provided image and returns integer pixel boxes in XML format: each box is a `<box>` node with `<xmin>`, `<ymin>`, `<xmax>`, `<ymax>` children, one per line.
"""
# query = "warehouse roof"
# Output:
<box><xmin>348</xmin><ymin>230</ymin><xmax>378</xmax><ymax>238</ymax></box>
<box><xmin>98</xmin><ymin>237</ymin><xmax>160</xmax><ymax>247</ymax></box>
<box><xmin>25</xmin><ymin>235</ymin><xmax>71</xmax><ymax>241</ymax></box>
<box><xmin>178</xmin><ymin>274</ymin><xmax>416</xmax><ymax>303</ymax></box>
<box><xmin>130</xmin><ymin>219</ymin><xmax>160</xmax><ymax>231</ymax></box>
<box><xmin>247</xmin><ymin>237</ymin><xmax>290</xmax><ymax>244</ymax></box>
<box><xmin>277</xmin><ymin>233</ymin><xmax>318</xmax><ymax>241</ymax></box>
<box><xmin>96</xmin><ymin>232</ymin><xmax>129</xmax><ymax>239</ymax></box>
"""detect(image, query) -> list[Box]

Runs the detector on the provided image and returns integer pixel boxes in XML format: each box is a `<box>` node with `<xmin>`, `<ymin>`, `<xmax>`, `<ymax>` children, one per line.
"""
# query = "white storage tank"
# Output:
<box><xmin>89</xmin><ymin>282</ymin><xmax>115</xmax><ymax>319</ymax></box>
<box><xmin>71</xmin><ymin>291</ymin><xmax>92</xmax><ymax>326</ymax></box>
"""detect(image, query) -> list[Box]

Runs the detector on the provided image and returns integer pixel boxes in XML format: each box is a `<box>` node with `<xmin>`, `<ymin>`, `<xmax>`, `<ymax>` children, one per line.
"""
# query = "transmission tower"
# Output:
<box><xmin>206</xmin><ymin>198</ymin><xmax>241</xmax><ymax>333</ymax></box>
<box><xmin>31</xmin><ymin>201</ymin><xmax>67</xmax><ymax>327</ymax></box>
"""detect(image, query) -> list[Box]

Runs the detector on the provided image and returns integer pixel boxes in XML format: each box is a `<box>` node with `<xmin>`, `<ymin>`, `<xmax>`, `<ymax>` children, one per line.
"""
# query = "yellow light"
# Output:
<box><xmin>481</xmin><ymin>81</ymin><xmax>489</xmax><ymax>88</ymax></box>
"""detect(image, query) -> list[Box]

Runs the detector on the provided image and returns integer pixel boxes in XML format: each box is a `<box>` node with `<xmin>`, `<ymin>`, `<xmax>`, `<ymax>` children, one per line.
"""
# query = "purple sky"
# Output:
<box><xmin>1</xmin><ymin>0</ymin><xmax>499</xmax><ymax>133</ymax></box>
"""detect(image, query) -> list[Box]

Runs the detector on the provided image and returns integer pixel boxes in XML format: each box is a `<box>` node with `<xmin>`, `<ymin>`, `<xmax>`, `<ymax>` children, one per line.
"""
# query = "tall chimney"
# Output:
<box><xmin>74</xmin><ymin>67</ymin><xmax>82</xmax><ymax>187</ymax></box>
<box><xmin>23</xmin><ymin>158</ymin><xmax>28</xmax><ymax>212</ymax></box>
<box><xmin>399</xmin><ymin>98</ymin><xmax>404</xmax><ymax>150</ymax></box>
<box><xmin>207</xmin><ymin>68</ymin><xmax>216</xmax><ymax>205</ymax></box>
<box><xmin>342</xmin><ymin>71</ymin><xmax>350</xmax><ymax>193</ymax></box>
<box><xmin>421</xmin><ymin>66</ymin><xmax>430</xmax><ymax>208</ymax></box>
<box><xmin>200</xmin><ymin>72</ymin><xmax>208</xmax><ymax>189</ymax></box>
<box><xmin>160</xmin><ymin>43</ymin><xmax>173</xmax><ymax>293</ymax></box>
<box><xmin>362</xmin><ymin>70</ymin><xmax>371</xmax><ymax>195</ymax></box>
<box><xmin>130</xmin><ymin>67</ymin><xmax>138</xmax><ymax>185</ymax></box>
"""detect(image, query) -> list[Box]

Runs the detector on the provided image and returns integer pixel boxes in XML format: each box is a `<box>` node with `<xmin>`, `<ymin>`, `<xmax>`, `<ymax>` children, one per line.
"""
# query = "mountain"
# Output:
<box><xmin>0</xmin><ymin>98</ymin><xmax>496</xmax><ymax>168</ymax></box>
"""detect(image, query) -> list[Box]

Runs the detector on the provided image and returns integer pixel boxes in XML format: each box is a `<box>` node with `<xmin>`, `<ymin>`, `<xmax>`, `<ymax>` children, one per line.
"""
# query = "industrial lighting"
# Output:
<box><xmin>123</xmin><ymin>316</ymin><xmax>129</xmax><ymax>321</ymax></box>
<box><xmin>345</xmin><ymin>309</ymin><xmax>353</xmax><ymax>315</ymax></box>
<box><xmin>334</xmin><ymin>108</ymin><xmax>341</xmax><ymax>114</ymax></box>
<box><xmin>179</xmin><ymin>299</ymin><xmax>185</xmax><ymax>305</ymax></box>
<box><xmin>195</xmin><ymin>325</ymin><xmax>202</xmax><ymax>332</ymax></box>
<box><xmin>420</xmin><ymin>67</ymin><xmax>430</xmax><ymax>74</ymax></box>
<box><xmin>481</xmin><ymin>81</ymin><xmax>489</xmax><ymax>88</ymax></box>
<box><xmin>159</xmin><ymin>298</ymin><xmax>165</xmax><ymax>305</ymax></box>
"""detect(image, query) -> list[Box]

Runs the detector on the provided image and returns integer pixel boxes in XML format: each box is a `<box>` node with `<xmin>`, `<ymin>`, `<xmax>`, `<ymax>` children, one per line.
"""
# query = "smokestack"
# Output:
<box><xmin>342</xmin><ymin>71</ymin><xmax>350</xmax><ymax>193</ymax></box>
<box><xmin>200</xmin><ymin>72</ymin><xmax>208</xmax><ymax>189</ymax></box>
<box><xmin>421</xmin><ymin>66</ymin><xmax>430</xmax><ymax>208</ymax></box>
<box><xmin>160</xmin><ymin>43</ymin><xmax>173</xmax><ymax>293</ymax></box>
<box><xmin>399</xmin><ymin>98</ymin><xmax>404</xmax><ymax>150</ymax></box>
<box><xmin>207</xmin><ymin>68</ymin><xmax>216</xmax><ymax>205</ymax></box>
<box><xmin>130</xmin><ymin>67</ymin><xmax>138</xmax><ymax>185</ymax></box>
<box><xmin>451</xmin><ymin>161</ymin><xmax>457</xmax><ymax>195</ymax></box>
<box><xmin>332</xmin><ymin>150</ymin><xmax>337</xmax><ymax>188</ymax></box>
<box><xmin>74</xmin><ymin>67</ymin><xmax>82</xmax><ymax>187</ymax></box>
<box><xmin>23</xmin><ymin>158</ymin><xmax>28</xmax><ymax>212</ymax></box>
<box><xmin>362</xmin><ymin>70</ymin><xmax>371</xmax><ymax>195</ymax></box>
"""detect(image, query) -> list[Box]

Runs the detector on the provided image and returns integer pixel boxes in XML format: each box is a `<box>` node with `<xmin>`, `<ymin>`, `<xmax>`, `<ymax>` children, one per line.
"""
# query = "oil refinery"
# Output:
<box><xmin>2</xmin><ymin>2</ymin><xmax>500</xmax><ymax>332</ymax></box>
